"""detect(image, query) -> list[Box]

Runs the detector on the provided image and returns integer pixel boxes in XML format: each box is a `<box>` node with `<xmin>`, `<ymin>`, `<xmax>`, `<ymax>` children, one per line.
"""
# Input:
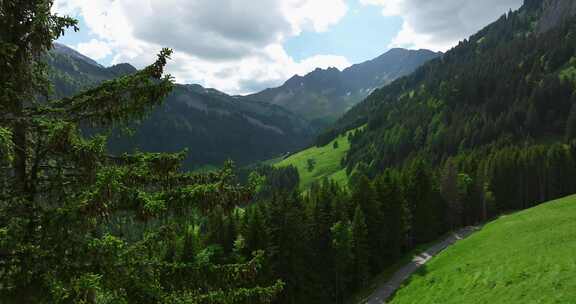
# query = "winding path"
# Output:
<box><xmin>360</xmin><ymin>226</ymin><xmax>480</xmax><ymax>304</ymax></box>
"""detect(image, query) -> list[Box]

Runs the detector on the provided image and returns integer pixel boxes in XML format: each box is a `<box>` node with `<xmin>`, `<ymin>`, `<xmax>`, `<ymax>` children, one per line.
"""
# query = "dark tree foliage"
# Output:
<box><xmin>224</xmin><ymin>178</ymin><xmax>413</xmax><ymax>304</ymax></box>
<box><xmin>404</xmin><ymin>160</ymin><xmax>446</xmax><ymax>244</ymax></box>
<box><xmin>238</xmin><ymin>165</ymin><xmax>299</xmax><ymax>201</ymax></box>
<box><xmin>330</xmin><ymin>220</ymin><xmax>354</xmax><ymax>303</ymax></box>
<box><xmin>374</xmin><ymin>170</ymin><xmax>409</xmax><ymax>261</ymax></box>
<box><xmin>0</xmin><ymin>1</ymin><xmax>282</xmax><ymax>303</ymax></box>
<box><xmin>566</xmin><ymin>100</ymin><xmax>576</xmax><ymax>141</ymax></box>
<box><xmin>351</xmin><ymin>174</ymin><xmax>386</xmax><ymax>271</ymax></box>
<box><xmin>351</xmin><ymin>206</ymin><xmax>370</xmax><ymax>288</ymax></box>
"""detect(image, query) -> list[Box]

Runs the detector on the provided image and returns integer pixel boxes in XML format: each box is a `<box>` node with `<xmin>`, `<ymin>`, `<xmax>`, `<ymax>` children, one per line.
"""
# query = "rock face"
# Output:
<box><xmin>537</xmin><ymin>0</ymin><xmax>576</xmax><ymax>33</ymax></box>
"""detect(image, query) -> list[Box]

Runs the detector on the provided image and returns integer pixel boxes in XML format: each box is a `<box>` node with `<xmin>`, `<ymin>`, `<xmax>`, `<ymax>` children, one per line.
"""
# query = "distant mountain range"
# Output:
<box><xmin>47</xmin><ymin>43</ymin><xmax>439</xmax><ymax>168</ymax></box>
<box><xmin>47</xmin><ymin>44</ymin><xmax>314</xmax><ymax>168</ymax></box>
<box><xmin>246</xmin><ymin>48</ymin><xmax>441</xmax><ymax>127</ymax></box>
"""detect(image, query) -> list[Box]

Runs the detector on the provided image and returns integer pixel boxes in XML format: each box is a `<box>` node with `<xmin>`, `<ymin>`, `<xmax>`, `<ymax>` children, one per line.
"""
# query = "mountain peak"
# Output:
<box><xmin>285</xmin><ymin>74</ymin><xmax>304</xmax><ymax>86</ymax></box>
<box><xmin>386</xmin><ymin>47</ymin><xmax>407</xmax><ymax>54</ymax></box>
<box><xmin>312</xmin><ymin>66</ymin><xmax>341</xmax><ymax>73</ymax></box>
<box><xmin>52</xmin><ymin>43</ymin><xmax>103</xmax><ymax>68</ymax></box>
<box><xmin>106</xmin><ymin>63</ymin><xmax>138</xmax><ymax>76</ymax></box>
<box><xmin>247</xmin><ymin>47</ymin><xmax>439</xmax><ymax>123</ymax></box>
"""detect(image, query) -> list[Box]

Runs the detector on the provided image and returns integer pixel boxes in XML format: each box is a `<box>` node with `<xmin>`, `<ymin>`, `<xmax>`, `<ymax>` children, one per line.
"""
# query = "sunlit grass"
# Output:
<box><xmin>389</xmin><ymin>195</ymin><xmax>576</xmax><ymax>304</ymax></box>
<box><xmin>275</xmin><ymin>128</ymin><xmax>361</xmax><ymax>190</ymax></box>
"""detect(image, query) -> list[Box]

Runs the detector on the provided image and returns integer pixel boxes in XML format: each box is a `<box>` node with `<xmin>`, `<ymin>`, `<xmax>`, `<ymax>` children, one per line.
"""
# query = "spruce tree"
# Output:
<box><xmin>181</xmin><ymin>227</ymin><xmax>198</xmax><ymax>263</ymax></box>
<box><xmin>441</xmin><ymin>160</ymin><xmax>462</xmax><ymax>229</ymax></box>
<box><xmin>375</xmin><ymin>170</ymin><xmax>409</xmax><ymax>261</ymax></box>
<box><xmin>307</xmin><ymin>181</ymin><xmax>336</xmax><ymax>303</ymax></box>
<box><xmin>565</xmin><ymin>100</ymin><xmax>576</xmax><ymax>141</ymax></box>
<box><xmin>351</xmin><ymin>174</ymin><xmax>385</xmax><ymax>271</ymax></box>
<box><xmin>351</xmin><ymin>206</ymin><xmax>370</xmax><ymax>288</ymax></box>
<box><xmin>265</xmin><ymin>193</ymin><xmax>311</xmax><ymax>304</ymax></box>
<box><xmin>0</xmin><ymin>1</ymin><xmax>282</xmax><ymax>302</ymax></box>
<box><xmin>406</xmin><ymin>159</ymin><xmax>444</xmax><ymax>244</ymax></box>
<box><xmin>330</xmin><ymin>221</ymin><xmax>354</xmax><ymax>303</ymax></box>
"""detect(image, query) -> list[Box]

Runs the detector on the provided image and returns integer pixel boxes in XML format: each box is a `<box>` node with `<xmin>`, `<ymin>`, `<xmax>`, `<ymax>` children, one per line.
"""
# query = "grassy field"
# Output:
<box><xmin>275</xmin><ymin>128</ymin><xmax>361</xmax><ymax>190</ymax></box>
<box><xmin>389</xmin><ymin>195</ymin><xmax>576</xmax><ymax>304</ymax></box>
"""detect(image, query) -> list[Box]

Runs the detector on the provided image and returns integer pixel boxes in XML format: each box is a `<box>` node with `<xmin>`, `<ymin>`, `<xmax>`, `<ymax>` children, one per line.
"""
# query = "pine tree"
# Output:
<box><xmin>351</xmin><ymin>206</ymin><xmax>370</xmax><ymax>288</ymax></box>
<box><xmin>265</xmin><ymin>192</ymin><xmax>311</xmax><ymax>304</ymax></box>
<box><xmin>375</xmin><ymin>170</ymin><xmax>409</xmax><ymax>261</ymax></box>
<box><xmin>565</xmin><ymin>100</ymin><xmax>576</xmax><ymax>141</ymax></box>
<box><xmin>406</xmin><ymin>159</ymin><xmax>445</xmax><ymax>244</ymax></box>
<box><xmin>0</xmin><ymin>1</ymin><xmax>282</xmax><ymax>302</ymax></box>
<box><xmin>331</xmin><ymin>221</ymin><xmax>354</xmax><ymax>303</ymax></box>
<box><xmin>441</xmin><ymin>160</ymin><xmax>462</xmax><ymax>229</ymax></box>
<box><xmin>306</xmin><ymin>182</ymin><xmax>337</xmax><ymax>303</ymax></box>
<box><xmin>181</xmin><ymin>227</ymin><xmax>198</xmax><ymax>263</ymax></box>
<box><xmin>244</xmin><ymin>205</ymin><xmax>267</xmax><ymax>254</ymax></box>
<box><xmin>351</xmin><ymin>174</ymin><xmax>385</xmax><ymax>271</ymax></box>
<box><xmin>206</xmin><ymin>204</ymin><xmax>226</xmax><ymax>248</ymax></box>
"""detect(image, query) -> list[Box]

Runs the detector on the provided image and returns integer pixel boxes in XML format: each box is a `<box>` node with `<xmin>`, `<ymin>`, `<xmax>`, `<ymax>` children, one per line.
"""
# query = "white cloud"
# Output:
<box><xmin>283</xmin><ymin>0</ymin><xmax>348</xmax><ymax>34</ymax></box>
<box><xmin>360</xmin><ymin>0</ymin><xmax>523</xmax><ymax>51</ymax></box>
<box><xmin>53</xmin><ymin>0</ymin><xmax>349</xmax><ymax>94</ymax></box>
<box><xmin>75</xmin><ymin>39</ymin><xmax>112</xmax><ymax>60</ymax></box>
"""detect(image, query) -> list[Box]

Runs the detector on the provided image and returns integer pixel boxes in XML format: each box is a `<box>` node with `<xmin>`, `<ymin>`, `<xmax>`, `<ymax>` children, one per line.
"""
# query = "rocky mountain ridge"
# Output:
<box><xmin>245</xmin><ymin>48</ymin><xmax>441</xmax><ymax>126</ymax></box>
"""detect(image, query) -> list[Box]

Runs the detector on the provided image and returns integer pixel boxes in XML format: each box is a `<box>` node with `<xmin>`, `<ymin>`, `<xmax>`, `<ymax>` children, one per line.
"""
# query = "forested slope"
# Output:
<box><xmin>315</xmin><ymin>0</ymin><xmax>576</xmax><ymax>216</ymax></box>
<box><xmin>47</xmin><ymin>44</ymin><xmax>314</xmax><ymax>168</ymax></box>
<box><xmin>329</xmin><ymin>0</ymin><xmax>576</xmax><ymax>163</ymax></box>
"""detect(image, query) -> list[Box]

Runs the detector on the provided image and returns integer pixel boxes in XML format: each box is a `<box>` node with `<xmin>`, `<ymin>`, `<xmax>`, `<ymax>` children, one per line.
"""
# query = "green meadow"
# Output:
<box><xmin>390</xmin><ymin>195</ymin><xmax>576</xmax><ymax>304</ymax></box>
<box><xmin>275</xmin><ymin>128</ymin><xmax>361</xmax><ymax>190</ymax></box>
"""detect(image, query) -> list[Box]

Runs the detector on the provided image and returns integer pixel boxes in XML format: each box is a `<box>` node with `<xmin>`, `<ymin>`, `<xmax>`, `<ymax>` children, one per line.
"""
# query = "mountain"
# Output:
<box><xmin>48</xmin><ymin>44</ymin><xmax>139</xmax><ymax>97</ymax></box>
<box><xmin>47</xmin><ymin>43</ymin><xmax>314</xmax><ymax>168</ymax></box>
<box><xmin>52</xmin><ymin>43</ymin><xmax>103</xmax><ymax>67</ymax></box>
<box><xmin>322</xmin><ymin>0</ymin><xmax>576</xmax><ymax>174</ymax></box>
<box><xmin>246</xmin><ymin>48</ymin><xmax>441</xmax><ymax>126</ymax></box>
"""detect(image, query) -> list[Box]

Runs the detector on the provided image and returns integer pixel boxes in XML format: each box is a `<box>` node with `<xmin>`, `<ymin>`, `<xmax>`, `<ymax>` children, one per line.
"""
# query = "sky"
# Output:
<box><xmin>53</xmin><ymin>0</ymin><xmax>523</xmax><ymax>95</ymax></box>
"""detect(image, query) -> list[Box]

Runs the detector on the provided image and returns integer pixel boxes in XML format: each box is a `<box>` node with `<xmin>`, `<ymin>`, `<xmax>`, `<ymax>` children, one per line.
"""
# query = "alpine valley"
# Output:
<box><xmin>4</xmin><ymin>1</ymin><xmax>576</xmax><ymax>304</ymax></box>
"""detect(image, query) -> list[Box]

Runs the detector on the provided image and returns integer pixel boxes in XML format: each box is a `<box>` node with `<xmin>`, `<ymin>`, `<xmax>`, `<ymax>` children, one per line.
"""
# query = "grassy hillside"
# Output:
<box><xmin>275</xmin><ymin>128</ymin><xmax>360</xmax><ymax>190</ymax></box>
<box><xmin>389</xmin><ymin>195</ymin><xmax>576</xmax><ymax>304</ymax></box>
